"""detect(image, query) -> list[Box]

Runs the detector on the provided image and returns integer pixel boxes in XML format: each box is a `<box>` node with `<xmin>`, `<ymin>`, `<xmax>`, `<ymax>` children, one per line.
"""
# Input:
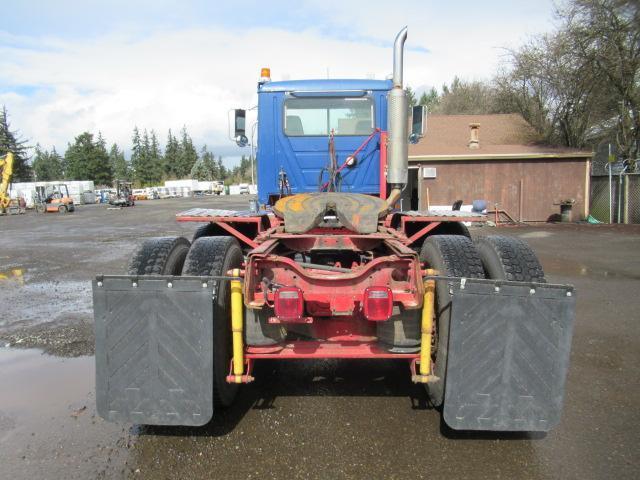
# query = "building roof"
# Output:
<box><xmin>409</xmin><ymin>113</ymin><xmax>592</xmax><ymax>160</ymax></box>
<box><xmin>258</xmin><ymin>79</ymin><xmax>392</xmax><ymax>93</ymax></box>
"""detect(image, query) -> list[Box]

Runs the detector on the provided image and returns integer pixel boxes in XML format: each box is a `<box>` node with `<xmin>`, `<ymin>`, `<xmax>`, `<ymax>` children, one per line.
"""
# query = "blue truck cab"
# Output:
<box><xmin>256</xmin><ymin>78</ymin><xmax>392</xmax><ymax>206</ymax></box>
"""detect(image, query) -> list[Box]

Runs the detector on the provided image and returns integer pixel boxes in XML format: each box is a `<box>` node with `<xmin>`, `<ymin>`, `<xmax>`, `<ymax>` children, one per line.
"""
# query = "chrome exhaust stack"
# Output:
<box><xmin>386</xmin><ymin>26</ymin><xmax>409</xmax><ymax>208</ymax></box>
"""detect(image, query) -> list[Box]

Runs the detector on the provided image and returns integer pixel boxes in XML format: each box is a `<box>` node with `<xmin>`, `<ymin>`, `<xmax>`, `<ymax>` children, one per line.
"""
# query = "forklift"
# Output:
<box><xmin>35</xmin><ymin>184</ymin><xmax>75</xmax><ymax>214</ymax></box>
<box><xmin>109</xmin><ymin>180</ymin><xmax>135</xmax><ymax>207</ymax></box>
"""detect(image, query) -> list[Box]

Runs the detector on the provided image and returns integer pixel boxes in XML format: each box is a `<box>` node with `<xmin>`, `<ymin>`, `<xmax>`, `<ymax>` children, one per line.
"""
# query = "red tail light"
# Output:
<box><xmin>274</xmin><ymin>287</ymin><xmax>304</xmax><ymax>321</ymax></box>
<box><xmin>363</xmin><ymin>287</ymin><xmax>393</xmax><ymax>321</ymax></box>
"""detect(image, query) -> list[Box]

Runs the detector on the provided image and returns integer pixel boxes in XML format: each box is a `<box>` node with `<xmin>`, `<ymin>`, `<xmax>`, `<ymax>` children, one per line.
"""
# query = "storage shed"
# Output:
<box><xmin>405</xmin><ymin>114</ymin><xmax>593</xmax><ymax>222</ymax></box>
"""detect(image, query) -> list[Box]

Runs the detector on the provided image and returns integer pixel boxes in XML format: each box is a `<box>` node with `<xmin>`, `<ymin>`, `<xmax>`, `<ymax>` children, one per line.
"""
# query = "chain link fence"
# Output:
<box><xmin>625</xmin><ymin>174</ymin><xmax>640</xmax><ymax>224</ymax></box>
<box><xmin>590</xmin><ymin>174</ymin><xmax>640</xmax><ymax>223</ymax></box>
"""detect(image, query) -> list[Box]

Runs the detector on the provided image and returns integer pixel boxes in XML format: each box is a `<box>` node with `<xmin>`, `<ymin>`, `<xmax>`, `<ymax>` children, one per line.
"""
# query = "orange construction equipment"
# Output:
<box><xmin>36</xmin><ymin>184</ymin><xmax>75</xmax><ymax>214</ymax></box>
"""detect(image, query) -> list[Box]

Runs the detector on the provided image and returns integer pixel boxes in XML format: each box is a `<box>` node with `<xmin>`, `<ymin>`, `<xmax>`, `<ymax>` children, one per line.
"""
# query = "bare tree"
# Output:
<box><xmin>493</xmin><ymin>0</ymin><xmax>638</xmax><ymax>159</ymax></box>
<box><xmin>494</xmin><ymin>29</ymin><xmax>607</xmax><ymax>147</ymax></box>
<box><xmin>562</xmin><ymin>0</ymin><xmax>639</xmax><ymax>165</ymax></box>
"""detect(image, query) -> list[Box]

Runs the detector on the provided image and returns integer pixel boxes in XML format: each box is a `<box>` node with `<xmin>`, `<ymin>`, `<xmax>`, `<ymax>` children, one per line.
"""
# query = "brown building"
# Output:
<box><xmin>404</xmin><ymin>114</ymin><xmax>592</xmax><ymax>222</ymax></box>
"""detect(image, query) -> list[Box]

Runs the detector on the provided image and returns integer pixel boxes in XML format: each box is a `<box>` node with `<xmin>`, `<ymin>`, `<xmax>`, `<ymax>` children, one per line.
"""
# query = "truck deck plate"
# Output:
<box><xmin>93</xmin><ymin>276</ymin><xmax>215</xmax><ymax>426</ymax></box>
<box><xmin>443</xmin><ymin>280</ymin><xmax>575</xmax><ymax>431</ymax></box>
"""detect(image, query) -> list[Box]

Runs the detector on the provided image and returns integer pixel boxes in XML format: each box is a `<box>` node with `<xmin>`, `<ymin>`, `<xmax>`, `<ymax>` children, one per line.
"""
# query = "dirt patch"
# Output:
<box><xmin>0</xmin><ymin>321</ymin><xmax>95</xmax><ymax>357</ymax></box>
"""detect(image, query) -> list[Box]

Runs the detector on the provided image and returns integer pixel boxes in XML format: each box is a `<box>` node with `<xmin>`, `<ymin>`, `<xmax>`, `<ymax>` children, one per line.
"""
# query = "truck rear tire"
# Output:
<box><xmin>192</xmin><ymin>223</ymin><xmax>215</xmax><ymax>242</ymax></box>
<box><xmin>419</xmin><ymin>235</ymin><xmax>485</xmax><ymax>406</ymax></box>
<box><xmin>182</xmin><ymin>236</ymin><xmax>242</xmax><ymax>408</ymax></box>
<box><xmin>475</xmin><ymin>235</ymin><xmax>546</xmax><ymax>282</ymax></box>
<box><xmin>127</xmin><ymin>237</ymin><xmax>191</xmax><ymax>275</ymax></box>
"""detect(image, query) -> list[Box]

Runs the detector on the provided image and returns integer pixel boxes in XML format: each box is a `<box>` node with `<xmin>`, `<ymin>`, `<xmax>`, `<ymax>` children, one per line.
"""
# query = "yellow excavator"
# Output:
<box><xmin>0</xmin><ymin>152</ymin><xmax>14</xmax><ymax>214</ymax></box>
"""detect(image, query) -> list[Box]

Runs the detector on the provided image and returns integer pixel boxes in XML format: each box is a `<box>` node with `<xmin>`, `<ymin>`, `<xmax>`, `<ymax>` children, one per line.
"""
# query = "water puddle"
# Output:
<box><xmin>0</xmin><ymin>348</ymin><xmax>129</xmax><ymax>479</ymax></box>
<box><xmin>518</xmin><ymin>231</ymin><xmax>554</xmax><ymax>239</ymax></box>
<box><xmin>0</xmin><ymin>347</ymin><xmax>94</xmax><ymax>417</ymax></box>
<box><xmin>542</xmin><ymin>256</ymin><xmax>640</xmax><ymax>280</ymax></box>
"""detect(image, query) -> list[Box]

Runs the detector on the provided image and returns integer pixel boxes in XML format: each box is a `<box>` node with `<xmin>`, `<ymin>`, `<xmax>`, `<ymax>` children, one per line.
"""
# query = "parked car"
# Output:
<box><xmin>239</xmin><ymin>183</ymin><xmax>250</xmax><ymax>195</ymax></box>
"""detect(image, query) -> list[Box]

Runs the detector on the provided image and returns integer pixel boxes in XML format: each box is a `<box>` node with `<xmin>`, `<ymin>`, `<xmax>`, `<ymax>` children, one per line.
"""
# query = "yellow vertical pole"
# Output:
<box><xmin>419</xmin><ymin>269</ymin><xmax>436</xmax><ymax>380</ymax></box>
<box><xmin>230</xmin><ymin>268</ymin><xmax>244</xmax><ymax>382</ymax></box>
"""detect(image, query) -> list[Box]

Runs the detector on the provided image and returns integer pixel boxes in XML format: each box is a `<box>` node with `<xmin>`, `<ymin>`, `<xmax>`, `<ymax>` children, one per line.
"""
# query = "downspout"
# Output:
<box><xmin>386</xmin><ymin>27</ymin><xmax>408</xmax><ymax>208</ymax></box>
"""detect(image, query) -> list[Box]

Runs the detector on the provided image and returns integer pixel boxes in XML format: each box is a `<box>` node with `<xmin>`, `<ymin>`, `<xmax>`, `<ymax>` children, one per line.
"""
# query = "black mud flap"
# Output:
<box><xmin>93</xmin><ymin>276</ymin><xmax>214</xmax><ymax>426</ymax></box>
<box><xmin>443</xmin><ymin>279</ymin><xmax>575</xmax><ymax>432</ymax></box>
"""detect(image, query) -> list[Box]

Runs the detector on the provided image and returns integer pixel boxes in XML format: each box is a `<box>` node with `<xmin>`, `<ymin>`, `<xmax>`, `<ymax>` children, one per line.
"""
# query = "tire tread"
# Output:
<box><xmin>128</xmin><ymin>237</ymin><xmax>191</xmax><ymax>275</ymax></box>
<box><xmin>476</xmin><ymin>235</ymin><xmax>545</xmax><ymax>282</ymax></box>
<box><xmin>182</xmin><ymin>236</ymin><xmax>242</xmax><ymax>408</ymax></box>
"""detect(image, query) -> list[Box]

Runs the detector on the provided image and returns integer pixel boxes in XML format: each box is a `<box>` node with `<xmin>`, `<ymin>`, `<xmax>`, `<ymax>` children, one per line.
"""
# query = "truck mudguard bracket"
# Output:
<box><xmin>443</xmin><ymin>279</ymin><xmax>575</xmax><ymax>432</ymax></box>
<box><xmin>93</xmin><ymin>276</ymin><xmax>215</xmax><ymax>426</ymax></box>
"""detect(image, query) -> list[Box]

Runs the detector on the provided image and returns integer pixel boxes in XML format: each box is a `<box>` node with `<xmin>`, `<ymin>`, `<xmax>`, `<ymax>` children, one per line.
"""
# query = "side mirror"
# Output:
<box><xmin>234</xmin><ymin>109</ymin><xmax>248</xmax><ymax>147</ymax></box>
<box><xmin>234</xmin><ymin>109</ymin><xmax>246</xmax><ymax>137</ymax></box>
<box><xmin>409</xmin><ymin>105</ymin><xmax>427</xmax><ymax>144</ymax></box>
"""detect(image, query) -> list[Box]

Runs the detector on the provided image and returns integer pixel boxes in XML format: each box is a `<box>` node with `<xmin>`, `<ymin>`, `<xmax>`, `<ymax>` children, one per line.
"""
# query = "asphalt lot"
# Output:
<box><xmin>1</xmin><ymin>195</ymin><xmax>639</xmax><ymax>479</ymax></box>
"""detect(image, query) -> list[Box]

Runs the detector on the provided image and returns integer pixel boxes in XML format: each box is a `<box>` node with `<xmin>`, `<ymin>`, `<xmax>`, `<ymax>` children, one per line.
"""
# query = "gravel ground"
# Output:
<box><xmin>0</xmin><ymin>197</ymin><xmax>639</xmax><ymax>479</ymax></box>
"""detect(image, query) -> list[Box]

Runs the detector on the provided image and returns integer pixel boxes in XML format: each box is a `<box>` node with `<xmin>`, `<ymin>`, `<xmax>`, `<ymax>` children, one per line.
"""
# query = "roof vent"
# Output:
<box><xmin>468</xmin><ymin>123</ymin><xmax>480</xmax><ymax>149</ymax></box>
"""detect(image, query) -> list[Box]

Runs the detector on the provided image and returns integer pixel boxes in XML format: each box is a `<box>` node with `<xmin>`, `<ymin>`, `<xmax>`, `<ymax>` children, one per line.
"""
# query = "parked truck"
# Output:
<box><xmin>93</xmin><ymin>28</ymin><xmax>575</xmax><ymax>432</ymax></box>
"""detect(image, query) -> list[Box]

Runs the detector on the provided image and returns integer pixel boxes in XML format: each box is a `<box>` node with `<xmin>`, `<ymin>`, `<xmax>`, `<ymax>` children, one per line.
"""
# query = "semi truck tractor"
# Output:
<box><xmin>93</xmin><ymin>28</ymin><xmax>575</xmax><ymax>431</ymax></box>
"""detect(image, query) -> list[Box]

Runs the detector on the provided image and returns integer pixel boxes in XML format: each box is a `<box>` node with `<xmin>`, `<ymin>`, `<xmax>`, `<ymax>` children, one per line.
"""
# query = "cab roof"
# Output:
<box><xmin>258</xmin><ymin>79</ymin><xmax>393</xmax><ymax>93</ymax></box>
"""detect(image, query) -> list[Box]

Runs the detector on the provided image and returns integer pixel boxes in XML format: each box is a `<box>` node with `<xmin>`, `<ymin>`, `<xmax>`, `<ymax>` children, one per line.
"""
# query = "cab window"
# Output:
<box><xmin>284</xmin><ymin>97</ymin><xmax>374</xmax><ymax>136</ymax></box>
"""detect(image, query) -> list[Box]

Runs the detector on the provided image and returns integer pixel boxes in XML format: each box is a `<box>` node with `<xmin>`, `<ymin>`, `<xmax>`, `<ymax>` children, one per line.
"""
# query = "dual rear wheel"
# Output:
<box><xmin>419</xmin><ymin>234</ymin><xmax>545</xmax><ymax>406</ymax></box>
<box><xmin>127</xmin><ymin>235</ymin><xmax>242</xmax><ymax>409</ymax></box>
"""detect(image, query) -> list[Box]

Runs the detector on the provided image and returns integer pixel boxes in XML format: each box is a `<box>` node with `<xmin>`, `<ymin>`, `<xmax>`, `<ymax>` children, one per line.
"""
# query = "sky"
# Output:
<box><xmin>0</xmin><ymin>0</ymin><xmax>557</xmax><ymax>166</ymax></box>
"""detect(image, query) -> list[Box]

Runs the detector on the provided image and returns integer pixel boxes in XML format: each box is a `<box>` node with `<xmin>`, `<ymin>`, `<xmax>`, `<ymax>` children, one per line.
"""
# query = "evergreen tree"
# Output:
<box><xmin>141</xmin><ymin>129</ymin><xmax>152</xmax><ymax>184</ymax></box>
<box><xmin>32</xmin><ymin>144</ymin><xmax>63</xmax><ymax>181</ymax></box>
<box><xmin>418</xmin><ymin>87</ymin><xmax>440</xmax><ymax>111</ymax></box>
<box><xmin>0</xmin><ymin>106</ymin><xmax>31</xmax><ymax>181</ymax></box>
<box><xmin>216</xmin><ymin>156</ymin><xmax>227</xmax><ymax>180</ymax></box>
<box><xmin>163</xmin><ymin>129</ymin><xmax>180</xmax><ymax>179</ymax></box>
<box><xmin>109</xmin><ymin>143</ymin><xmax>129</xmax><ymax>181</ymax></box>
<box><xmin>50</xmin><ymin>147</ymin><xmax>64</xmax><ymax>179</ymax></box>
<box><xmin>142</xmin><ymin>129</ymin><xmax>151</xmax><ymax>181</ymax></box>
<box><xmin>177</xmin><ymin>126</ymin><xmax>198</xmax><ymax>178</ymax></box>
<box><xmin>130</xmin><ymin>127</ymin><xmax>143</xmax><ymax>183</ymax></box>
<box><xmin>64</xmin><ymin>132</ymin><xmax>113</xmax><ymax>184</ymax></box>
<box><xmin>97</xmin><ymin>131</ymin><xmax>107</xmax><ymax>154</ymax></box>
<box><xmin>149</xmin><ymin>130</ymin><xmax>163</xmax><ymax>183</ymax></box>
<box><xmin>405</xmin><ymin>86</ymin><xmax>417</xmax><ymax>107</ymax></box>
<box><xmin>131</xmin><ymin>129</ymin><xmax>162</xmax><ymax>186</ymax></box>
<box><xmin>191</xmin><ymin>145</ymin><xmax>217</xmax><ymax>180</ymax></box>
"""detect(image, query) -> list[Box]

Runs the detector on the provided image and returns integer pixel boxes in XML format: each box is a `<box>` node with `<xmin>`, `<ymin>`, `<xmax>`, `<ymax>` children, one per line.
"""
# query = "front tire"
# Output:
<box><xmin>419</xmin><ymin>235</ymin><xmax>485</xmax><ymax>406</ymax></box>
<box><xmin>182</xmin><ymin>236</ymin><xmax>242</xmax><ymax>408</ymax></box>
